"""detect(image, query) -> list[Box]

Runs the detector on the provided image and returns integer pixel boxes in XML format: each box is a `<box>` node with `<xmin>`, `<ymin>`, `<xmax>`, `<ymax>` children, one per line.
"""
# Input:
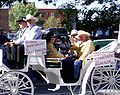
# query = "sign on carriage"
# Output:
<box><xmin>93</xmin><ymin>51</ymin><xmax>115</xmax><ymax>67</ymax></box>
<box><xmin>24</xmin><ymin>40</ymin><xmax>47</xmax><ymax>56</ymax></box>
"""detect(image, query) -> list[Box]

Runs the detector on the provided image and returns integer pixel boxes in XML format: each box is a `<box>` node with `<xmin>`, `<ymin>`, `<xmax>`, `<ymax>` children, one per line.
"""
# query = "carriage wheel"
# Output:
<box><xmin>85</xmin><ymin>78</ymin><xmax>93</xmax><ymax>95</ymax></box>
<box><xmin>91</xmin><ymin>65</ymin><xmax>120</xmax><ymax>95</ymax></box>
<box><xmin>0</xmin><ymin>71</ymin><xmax>34</xmax><ymax>95</ymax></box>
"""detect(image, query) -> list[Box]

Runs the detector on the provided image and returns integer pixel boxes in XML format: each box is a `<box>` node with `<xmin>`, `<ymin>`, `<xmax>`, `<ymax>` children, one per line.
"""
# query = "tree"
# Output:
<box><xmin>9</xmin><ymin>2</ymin><xmax>38</xmax><ymax>31</ymax></box>
<box><xmin>81</xmin><ymin>0</ymin><xmax>119</xmax><ymax>5</ymax></box>
<box><xmin>57</xmin><ymin>0</ymin><xmax>119</xmax><ymax>38</ymax></box>
<box><xmin>58</xmin><ymin>3</ymin><xmax>79</xmax><ymax>32</ymax></box>
<box><xmin>1</xmin><ymin>0</ymin><xmax>120</xmax><ymax>38</ymax></box>
<box><xmin>0</xmin><ymin>0</ymin><xmax>119</xmax><ymax>8</ymax></box>
<box><xmin>0</xmin><ymin>0</ymin><xmax>27</xmax><ymax>8</ymax></box>
<box><xmin>43</xmin><ymin>16</ymin><xmax>62</xmax><ymax>29</ymax></box>
<box><xmin>80</xmin><ymin>1</ymin><xmax>120</xmax><ymax>36</ymax></box>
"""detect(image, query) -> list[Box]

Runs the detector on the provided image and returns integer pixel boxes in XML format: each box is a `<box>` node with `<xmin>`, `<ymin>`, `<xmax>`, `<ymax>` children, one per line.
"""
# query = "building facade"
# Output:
<box><xmin>0</xmin><ymin>9</ymin><xmax>9</xmax><ymax>32</ymax></box>
<box><xmin>38</xmin><ymin>9</ymin><xmax>63</xmax><ymax>20</ymax></box>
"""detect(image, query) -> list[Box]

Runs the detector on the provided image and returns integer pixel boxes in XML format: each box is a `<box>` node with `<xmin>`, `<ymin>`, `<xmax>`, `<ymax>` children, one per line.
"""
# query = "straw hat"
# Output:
<box><xmin>26</xmin><ymin>14</ymin><xmax>38</xmax><ymax>22</ymax></box>
<box><xmin>77</xmin><ymin>30</ymin><xmax>90</xmax><ymax>37</ymax></box>
<box><xmin>71</xmin><ymin>29</ymin><xmax>78</xmax><ymax>36</ymax></box>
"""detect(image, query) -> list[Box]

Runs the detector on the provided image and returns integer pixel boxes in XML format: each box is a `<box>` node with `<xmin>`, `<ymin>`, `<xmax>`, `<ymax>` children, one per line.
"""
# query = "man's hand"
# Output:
<box><xmin>75</xmin><ymin>59</ymin><xmax>83</xmax><ymax>63</ymax></box>
<box><xmin>4</xmin><ymin>42</ymin><xmax>15</xmax><ymax>46</ymax></box>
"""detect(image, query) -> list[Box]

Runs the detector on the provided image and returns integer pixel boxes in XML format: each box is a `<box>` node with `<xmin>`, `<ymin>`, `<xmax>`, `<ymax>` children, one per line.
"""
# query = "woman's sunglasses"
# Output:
<box><xmin>26</xmin><ymin>19</ymin><xmax>31</xmax><ymax>22</ymax></box>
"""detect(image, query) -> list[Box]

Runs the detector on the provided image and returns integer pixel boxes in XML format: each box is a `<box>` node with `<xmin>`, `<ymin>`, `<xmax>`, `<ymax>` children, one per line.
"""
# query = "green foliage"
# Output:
<box><xmin>9</xmin><ymin>2</ymin><xmax>37</xmax><ymax>31</ymax></box>
<box><xmin>0</xmin><ymin>0</ymin><xmax>27</xmax><ymax>8</ymax></box>
<box><xmin>36</xmin><ymin>14</ymin><xmax>44</xmax><ymax>27</ymax></box>
<box><xmin>79</xmin><ymin>2</ymin><xmax>120</xmax><ymax>33</ymax></box>
<box><xmin>58</xmin><ymin>3</ymin><xmax>79</xmax><ymax>32</ymax></box>
<box><xmin>43</xmin><ymin>16</ymin><xmax>62</xmax><ymax>29</ymax></box>
<box><xmin>78</xmin><ymin>0</ymin><xmax>119</xmax><ymax>5</ymax></box>
<box><xmin>57</xmin><ymin>0</ymin><xmax>119</xmax><ymax>38</ymax></box>
<box><xmin>1</xmin><ymin>0</ymin><xmax>120</xmax><ymax>37</ymax></box>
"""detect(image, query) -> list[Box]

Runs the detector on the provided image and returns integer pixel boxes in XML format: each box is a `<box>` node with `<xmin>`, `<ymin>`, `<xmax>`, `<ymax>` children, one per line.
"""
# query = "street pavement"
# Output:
<box><xmin>34</xmin><ymin>79</ymin><xmax>73</xmax><ymax>95</ymax></box>
<box><xmin>28</xmin><ymin>71</ymin><xmax>72</xmax><ymax>95</ymax></box>
<box><xmin>33</xmin><ymin>78</ymin><xmax>93</xmax><ymax>95</ymax></box>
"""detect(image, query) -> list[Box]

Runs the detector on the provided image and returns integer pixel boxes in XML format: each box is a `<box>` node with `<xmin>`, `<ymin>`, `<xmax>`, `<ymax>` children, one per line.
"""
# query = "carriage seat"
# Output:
<box><xmin>5</xmin><ymin>44</ymin><xmax>27</xmax><ymax>69</ymax></box>
<box><xmin>93</xmin><ymin>39</ymin><xmax>116</xmax><ymax>51</ymax></box>
<box><xmin>24</xmin><ymin>40</ymin><xmax>62</xmax><ymax>69</ymax></box>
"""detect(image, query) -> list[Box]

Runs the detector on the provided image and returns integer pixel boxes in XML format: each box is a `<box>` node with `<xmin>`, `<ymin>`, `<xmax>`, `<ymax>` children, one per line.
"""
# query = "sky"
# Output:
<box><xmin>28</xmin><ymin>0</ymin><xmax>73</xmax><ymax>9</ymax></box>
<box><xmin>28</xmin><ymin>0</ymin><xmax>100</xmax><ymax>10</ymax></box>
<box><xmin>28</xmin><ymin>0</ymin><xmax>120</xmax><ymax>9</ymax></box>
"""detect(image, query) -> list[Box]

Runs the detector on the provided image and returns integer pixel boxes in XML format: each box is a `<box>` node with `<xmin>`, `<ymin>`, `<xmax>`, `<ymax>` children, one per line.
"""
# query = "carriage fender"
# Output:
<box><xmin>80</xmin><ymin>61</ymin><xmax>95</xmax><ymax>95</ymax></box>
<box><xmin>45</xmin><ymin>69</ymin><xmax>63</xmax><ymax>84</ymax></box>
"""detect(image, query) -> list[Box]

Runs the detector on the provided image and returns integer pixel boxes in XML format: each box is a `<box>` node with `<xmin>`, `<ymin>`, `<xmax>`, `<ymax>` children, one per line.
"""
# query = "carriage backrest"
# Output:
<box><xmin>93</xmin><ymin>39</ymin><xmax>116</xmax><ymax>51</ymax></box>
<box><xmin>24</xmin><ymin>40</ymin><xmax>62</xmax><ymax>69</ymax></box>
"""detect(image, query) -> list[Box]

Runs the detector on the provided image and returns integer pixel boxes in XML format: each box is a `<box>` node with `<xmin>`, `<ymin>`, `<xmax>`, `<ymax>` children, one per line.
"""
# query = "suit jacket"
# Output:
<box><xmin>14</xmin><ymin>25</ymin><xmax>42</xmax><ymax>44</ymax></box>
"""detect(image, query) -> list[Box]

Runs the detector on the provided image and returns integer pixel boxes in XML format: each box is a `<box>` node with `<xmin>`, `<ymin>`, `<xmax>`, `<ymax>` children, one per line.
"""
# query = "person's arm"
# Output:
<box><xmin>47</xmin><ymin>43</ymin><xmax>64</xmax><ymax>58</ymax></box>
<box><xmin>29</xmin><ymin>26</ymin><xmax>42</xmax><ymax>40</ymax></box>
<box><xmin>13</xmin><ymin>30</ymin><xmax>27</xmax><ymax>44</ymax></box>
<box><xmin>79</xmin><ymin>40</ymin><xmax>94</xmax><ymax>61</ymax></box>
<box><xmin>70</xmin><ymin>44</ymin><xmax>79</xmax><ymax>50</ymax></box>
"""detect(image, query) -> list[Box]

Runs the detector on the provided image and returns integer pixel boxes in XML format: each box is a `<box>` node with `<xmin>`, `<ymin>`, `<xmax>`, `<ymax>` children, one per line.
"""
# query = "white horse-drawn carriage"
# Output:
<box><xmin>0</xmin><ymin>38</ymin><xmax>120</xmax><ymax>95</ymax></box>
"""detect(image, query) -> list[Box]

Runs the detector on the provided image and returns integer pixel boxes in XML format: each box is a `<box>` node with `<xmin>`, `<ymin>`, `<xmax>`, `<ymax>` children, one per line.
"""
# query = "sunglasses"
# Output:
<box><xmin>26</xmin><ymin>19</ymin><xmax>31</xmax><ymax>22</ymax></box>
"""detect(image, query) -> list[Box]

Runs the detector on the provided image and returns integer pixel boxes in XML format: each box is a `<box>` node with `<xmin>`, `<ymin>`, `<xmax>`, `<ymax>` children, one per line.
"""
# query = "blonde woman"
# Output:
<box><xmin>70</xmin><ymin>30</ymin><xmax>95</xmax><ymax>80</ymax></box>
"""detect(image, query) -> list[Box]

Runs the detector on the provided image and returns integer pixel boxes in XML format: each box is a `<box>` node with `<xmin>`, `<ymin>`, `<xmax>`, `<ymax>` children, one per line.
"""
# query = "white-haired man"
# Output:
<box><xmin>14</xmin><ymin>14</ymin><xmax>42</xmax><ymax>44</ymax></box>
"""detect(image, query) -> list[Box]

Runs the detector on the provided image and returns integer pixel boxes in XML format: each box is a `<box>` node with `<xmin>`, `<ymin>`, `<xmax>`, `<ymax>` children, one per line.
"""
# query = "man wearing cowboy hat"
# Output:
<box><xmin>14</xmin><ymin>14</ymin><xmax>42</xmax><ymax>44</ymax></box>
<box><xmin>69</xmin><ymin>29</ymin><xmax>78</xmax><ymax>45</ymax></box>
<box><xmin>70</xmin><ymin>30</ymin><xmax>95</xmax><ymax>81</ymax></box>
<box><xmin>14</xmin><ymin>17</ymin><xmax>27</xmax><ymax>40</ymax></box>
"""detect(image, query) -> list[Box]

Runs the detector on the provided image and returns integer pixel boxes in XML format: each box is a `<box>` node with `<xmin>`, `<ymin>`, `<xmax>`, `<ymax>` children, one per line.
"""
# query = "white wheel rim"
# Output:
<box><xmin>91</xmin><ymin>64</ymin><xmax>120</xmax><ymax>95</ymax></box>
<box><xmin>0</xmin><ymin>71</ymin><xmax>34</xmax><ymax>95</ymax></box>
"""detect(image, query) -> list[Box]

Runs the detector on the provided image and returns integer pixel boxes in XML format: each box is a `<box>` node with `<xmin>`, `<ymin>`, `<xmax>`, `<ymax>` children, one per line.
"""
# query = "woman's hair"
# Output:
<box><xmin>86</xmin><ymin>35</ymin><xmax>90</xmax><ymax>40</ymax></box>
<box><xmin>46</xmin><ymin>31</ymin><xmax>56</xmax><ymax>43</ymax></box>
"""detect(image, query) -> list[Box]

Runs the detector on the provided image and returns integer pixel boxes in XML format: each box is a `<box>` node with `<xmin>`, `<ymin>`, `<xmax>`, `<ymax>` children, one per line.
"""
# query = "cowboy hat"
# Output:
<box><xmin>26</xmin><ymin>14</ymin><xmax>38</xmax><ymax>22</ymax></box>
<box><xmin>71</xmin><ymin>29</ymin><xmax>78</xmax><ymax>36</ymax></box>
<box><xmin>16</xmin><ymin>17</ymin><xmax>26</xmax><ymax>22</ymax></box>
<box><xmin>77</xmin><ymin>30</ymin><xmax>90</xmax><ymax>37</ymax></box>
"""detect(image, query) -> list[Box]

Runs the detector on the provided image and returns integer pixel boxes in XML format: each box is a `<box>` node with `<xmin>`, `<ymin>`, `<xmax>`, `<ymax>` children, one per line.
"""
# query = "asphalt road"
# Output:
<box><xmin>34</xmin><ymin>79</ymin><xmax>73</xmax><ymax>95</ymax></box>
<box><xmin>27</xmin><ymin>70</ymin><xmax>73</xmax><ymax>95</ymax></box>
<box><xmin>33</xmin><ymin>78</ymin><xmax>93</xmax><ymax>95</ymax></box>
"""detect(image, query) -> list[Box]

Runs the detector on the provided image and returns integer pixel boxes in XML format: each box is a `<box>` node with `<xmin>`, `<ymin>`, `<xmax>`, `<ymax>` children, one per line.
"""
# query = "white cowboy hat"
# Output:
<box><xmin>77</xmin><ymin>30</ymin><xmax>90</xmax><ymax>37</ymax></box>
<box><xmin>26</xmin><ymin>14</ymin><xmax>38</xmax><ymax>22</ymax></box>
<box><xmin>71</xmin><ymin>29</ymin><xmax>78</xmax><ymax>36</ymax></box>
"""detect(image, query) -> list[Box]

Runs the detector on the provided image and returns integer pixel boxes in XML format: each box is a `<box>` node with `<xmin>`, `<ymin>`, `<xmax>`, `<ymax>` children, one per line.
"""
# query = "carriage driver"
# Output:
<box><xmin>4</xmin><ymin>14</ymin><xmax>42</xmax><ymax>68</ymax></box>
